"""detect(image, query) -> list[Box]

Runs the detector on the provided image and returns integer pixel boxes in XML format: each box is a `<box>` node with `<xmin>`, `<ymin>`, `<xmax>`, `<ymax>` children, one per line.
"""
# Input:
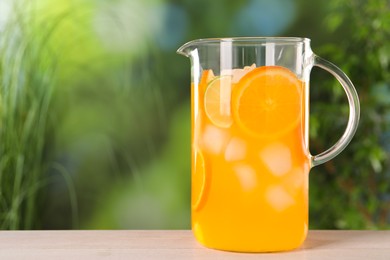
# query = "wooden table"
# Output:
<box><xmin>0</xmin><ymin>230</ymin><xmax>389</xmax><ymax>259</ymax></box>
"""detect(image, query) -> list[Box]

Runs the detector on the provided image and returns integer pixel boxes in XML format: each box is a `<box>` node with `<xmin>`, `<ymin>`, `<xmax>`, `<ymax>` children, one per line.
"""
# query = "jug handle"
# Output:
<box><xmin>310</xmin><ymin>56</ymin><xmax>360</xmax><ymax>167</ymax></box>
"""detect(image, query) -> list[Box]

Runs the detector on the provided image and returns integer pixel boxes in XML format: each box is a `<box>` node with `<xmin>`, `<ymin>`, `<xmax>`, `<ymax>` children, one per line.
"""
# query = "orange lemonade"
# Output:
<box><xmin>191</xmin><ymin>65</ymin><xmax>311</xmax><ymax>252</ymax></box>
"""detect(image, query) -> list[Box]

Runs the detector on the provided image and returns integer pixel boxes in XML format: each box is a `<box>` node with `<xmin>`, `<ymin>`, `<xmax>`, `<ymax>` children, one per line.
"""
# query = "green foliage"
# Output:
<box><xmin>0</xmin><ymin>1</ymin><xmax>60</xmax><ymax>229</ymax></box>
<box><xmin>309</xmin><ymin>0</ymin><xmax>390</xmax><ymax>229</ymax></box>
<box><xmin>87</xmin><ymin>103</ymin><xmax>191</xmax><ymax>229</ymax></box>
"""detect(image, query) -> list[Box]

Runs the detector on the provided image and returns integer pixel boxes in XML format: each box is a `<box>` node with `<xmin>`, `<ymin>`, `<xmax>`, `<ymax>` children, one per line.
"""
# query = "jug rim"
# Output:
<box><xmin>184</xmin><ymin>37</ymin><xmax>310</xmax><ymax>44</ymax></box>
<box><xmin>177</xmin><ymin>37</ymin><xmax>311</xmax><ymax>56</ymax></box>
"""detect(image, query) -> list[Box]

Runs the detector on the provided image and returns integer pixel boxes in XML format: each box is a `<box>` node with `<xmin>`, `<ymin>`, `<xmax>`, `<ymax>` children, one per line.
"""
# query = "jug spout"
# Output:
<box><xmin>177</xmin><ymin>40</ymin><xmax>198</xmax><ymax>57</ymax></box>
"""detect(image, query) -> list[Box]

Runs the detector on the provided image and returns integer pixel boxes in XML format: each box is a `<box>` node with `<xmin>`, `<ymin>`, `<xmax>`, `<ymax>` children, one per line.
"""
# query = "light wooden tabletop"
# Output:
<box><xmin>0</xmin><ymin>230</ymin><xmax>389</xmax><ymax>259</ymax></box>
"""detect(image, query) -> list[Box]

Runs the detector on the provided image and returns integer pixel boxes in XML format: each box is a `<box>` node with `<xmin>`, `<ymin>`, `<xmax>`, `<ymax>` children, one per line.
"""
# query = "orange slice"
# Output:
<box><xmin>232</xmin><ymin>66</ymin><xmax>303</xmax><ymax>139</ymax></box>
<box><xmin>192</xmin><ymin>150</ymin><xmax>210</xmax><ymax>211</ymax></box>
<box><xmin>204</xmin><ymin>76</ymin><xmax>234</xmax><ymax>128</ymax></box>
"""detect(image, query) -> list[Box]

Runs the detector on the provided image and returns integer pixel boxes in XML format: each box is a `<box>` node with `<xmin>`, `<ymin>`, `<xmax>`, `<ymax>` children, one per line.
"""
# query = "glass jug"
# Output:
<box><xmin>177</xmin><ymin>37</ymin><xmax>360</xmax><ymax>252</ymax></box>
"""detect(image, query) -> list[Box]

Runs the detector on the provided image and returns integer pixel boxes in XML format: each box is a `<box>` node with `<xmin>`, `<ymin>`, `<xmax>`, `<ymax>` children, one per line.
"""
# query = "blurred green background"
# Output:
<box><xmin>0</xmin><ymin>0</ymin><xmax>389</xmax><ymax>230</ymax></box>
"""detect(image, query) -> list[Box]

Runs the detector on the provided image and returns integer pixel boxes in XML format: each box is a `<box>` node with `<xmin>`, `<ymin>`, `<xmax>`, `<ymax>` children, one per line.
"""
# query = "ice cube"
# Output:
<box><xmin>202</xmin><ymin>125</ymin><xmax>227</xmax><ymax>154</ymax></box>
<box><xmin>260</xmin><ymin>143</ymin><xmax>292</xmax><ymax>176</ymax></box>
<box><xmin>290</xmin><ymin>167</ymin><xmax>305</xmax><ymax>189</ymax></box>
<box><xmin>266</xmin><ymin>186</ymin><xmax>295</xmax><ymax>212</ymax></box>
<box><xmin>221</xmin><ymin>63</ymin><xmax>256</xmax><ymax>83</ymax></box>
<box><xmin>234</xmin><ymin>164</ymin><xmax>257</xmax><ymax>191</ymax></box>
<box><xmin>225</xmin><ymin>138</ymin><xmax>246</xmax><ymax>161</ymax></box>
